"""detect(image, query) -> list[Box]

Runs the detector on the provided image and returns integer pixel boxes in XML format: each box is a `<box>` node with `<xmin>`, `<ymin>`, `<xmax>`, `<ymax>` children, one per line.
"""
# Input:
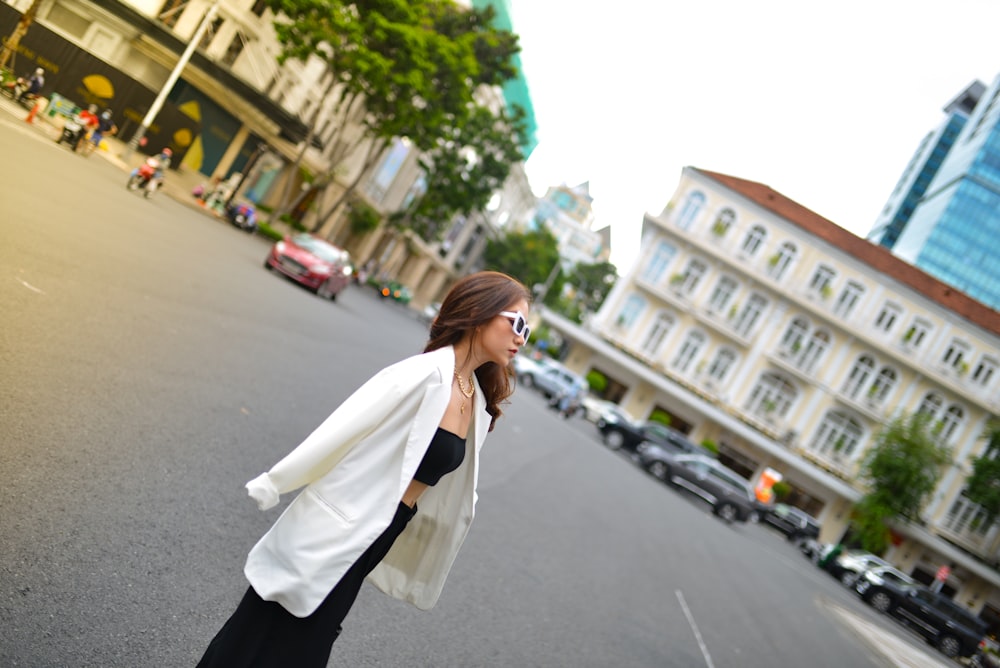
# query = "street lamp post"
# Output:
<box><xmin>123</xmin><ymin>0</ymin><xmax>220</xmax><ymax>159</ymax></box>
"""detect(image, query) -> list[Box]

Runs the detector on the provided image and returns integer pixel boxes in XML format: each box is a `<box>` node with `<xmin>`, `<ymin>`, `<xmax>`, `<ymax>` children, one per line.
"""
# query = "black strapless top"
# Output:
<box><xmin>413</xmin><ymin>428</ymin><xmax>466</xmax><ymax>486</ymax></box>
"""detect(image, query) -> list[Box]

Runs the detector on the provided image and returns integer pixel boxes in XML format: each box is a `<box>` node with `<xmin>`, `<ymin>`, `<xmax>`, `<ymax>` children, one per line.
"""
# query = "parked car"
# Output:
<box><xmin>516</xmin><ymin>356</ymin><xmax>587</xmax><ymax>401</ymax></box>
<box><xmin>598</xmin><ymin>415</ymin><xmax>693</xmax><ymax>455</ymax></box>
<box><xmin>854</xmin><ymin>565</ymin><xmax>916</xmax><ymax>597</ymax></box>
<box><xmin>378</xmin><ymin>281</ymin><xmax>412</xmax><ymax>304</ymax></box>
<box><xmin>579</xmin><ymin>396</ymin><xmax>633</xmax><ymax>425</ymax></box>
<box><xmin>856</xmin><ymin>577</ymin><xmax>987</xmax><ymax>659</ymax></box>
<box><xmin>761</xmin><ymin>503</ymin><xmax>821</xmax><ymax>543</ymax></box>
<box><xmin>823</xmin><ymin>549</ymin><xmax>892</xmax><ymax>587</ymax></box>
<box><xmin>264</xmin><ymin>233</ymin><xmax>354</xmax><ymax>300</ymax></box>
<box><xmin>635</xmin><ymin>450</ymin><xmax>757</xmax><ymax>523</ymax></box>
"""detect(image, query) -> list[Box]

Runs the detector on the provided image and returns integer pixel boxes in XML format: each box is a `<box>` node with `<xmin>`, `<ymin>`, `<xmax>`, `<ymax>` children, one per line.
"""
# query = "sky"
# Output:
<box><xmin>510</xmin><ymin>0</ymin><xmax>1000</xmax><ymax>271</ymax></box>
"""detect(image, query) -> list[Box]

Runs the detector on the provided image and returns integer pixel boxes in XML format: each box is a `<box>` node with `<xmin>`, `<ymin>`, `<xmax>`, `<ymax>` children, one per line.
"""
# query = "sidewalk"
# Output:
<box><xmin>0</xmin><ymin>95</ymin><xmax>282</xmax><ymax>231</ymax></box>
<box><xmin>826</xmin><ymin>600</ymin><xmax>961</xmax><ymax>668</ymax></box>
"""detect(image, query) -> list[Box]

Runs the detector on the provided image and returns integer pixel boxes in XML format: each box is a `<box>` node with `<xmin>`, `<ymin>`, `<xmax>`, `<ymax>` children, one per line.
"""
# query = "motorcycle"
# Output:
<box><xmin>226</xmin><ymin>202</ymin><xmax>257</xmax><ymax>233</ymax></box>
<box><xmin>1</xmin><ymin>77</ymin><xmax>40</xmax><ymax>109</ymax></box>
<box><xmin>126</xmin><ymin>157</ymin><xmax>162</xmax><ymax>198</ymax></box>
<box><xmin>56</xmin><ymin>115</ymin><xmax>87</xmax><ymax>150</ymax></box>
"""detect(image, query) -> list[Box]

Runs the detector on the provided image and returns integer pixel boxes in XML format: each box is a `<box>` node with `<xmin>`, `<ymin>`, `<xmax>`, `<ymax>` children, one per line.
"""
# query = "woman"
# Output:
<box><xmin>197</xmin><ymin>271</ymin><xmax>531</xmax><ymax>667</ymax></box>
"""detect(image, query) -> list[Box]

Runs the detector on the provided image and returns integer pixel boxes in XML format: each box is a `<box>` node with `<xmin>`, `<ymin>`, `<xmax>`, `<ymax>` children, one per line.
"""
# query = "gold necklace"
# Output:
<box><xmin>454</xmin><ymin>371</ymin><xmax>475</xmax><ymax>414</ymax></box>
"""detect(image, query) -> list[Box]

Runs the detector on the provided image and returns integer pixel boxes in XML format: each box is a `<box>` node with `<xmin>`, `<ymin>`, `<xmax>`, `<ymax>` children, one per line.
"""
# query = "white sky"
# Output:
<box><xmin>511</xmin><ymin>0</ymin><xmax>1000</xmax><ymax>271</ymax></box>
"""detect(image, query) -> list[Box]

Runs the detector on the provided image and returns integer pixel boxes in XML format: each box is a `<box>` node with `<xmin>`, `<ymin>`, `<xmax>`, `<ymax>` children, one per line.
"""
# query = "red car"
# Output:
<box><xmin>264</xmin><ymin>233</ymin><xmax>354</xmax><ymax>300</ymax></box>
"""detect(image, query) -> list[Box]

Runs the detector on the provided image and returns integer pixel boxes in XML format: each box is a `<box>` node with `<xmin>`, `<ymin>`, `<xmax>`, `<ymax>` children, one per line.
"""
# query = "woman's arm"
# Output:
<box><xmin>246</xmin><ymin>364</ymin><xmax>410</xmax><ymax>509</ymax></box>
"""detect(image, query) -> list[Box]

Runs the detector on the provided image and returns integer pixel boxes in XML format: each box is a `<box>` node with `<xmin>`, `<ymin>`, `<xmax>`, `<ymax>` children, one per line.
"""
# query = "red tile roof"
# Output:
<box><xmin>695</xmin><ymin>168</ymin><xmax>1000</xmax><ymax>337</ymax></box>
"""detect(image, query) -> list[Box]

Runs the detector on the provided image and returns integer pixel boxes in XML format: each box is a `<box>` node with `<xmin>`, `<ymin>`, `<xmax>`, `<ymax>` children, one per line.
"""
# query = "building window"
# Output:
<box><xmin>250</xmin><ymin>0</ymin><xmax>267</xmax><ymax>15</ymax></box>
<box><xmin>812</xmin><ymin>412</ymin><xmax>864</xmax><ymax>459</ymax></box>
<box><xmin>842</xmin><ymin>355</ymin><xmax>876</xmax><ymax>399</ymax></box>
<box><xmin>868</xmin><ymin>367</ymin><xmax>897</xmax><ymax>403</ymax></box>
<box><xmin>674</xmin><ymin>259</ymin><xmax>707</xmax><ymax>296</ymax></box>
<box><xmin>834</xmin><ymin>281</ymin><xmax>865</xmax><ymax>318</ymax></box>
<box><xmin>676</xmin><ymin>191</ymin><xmax>705</xmax><ymax>230</ymax></box>
<box><xmin>616</xmin><ymin>294</ymin><xmax>645</xmax><ymax>329</ymax></box>
<box><xmin>972</xmin><ymin>357</ymin><xmax>997</xmax><ymax>387</ymax></box>
<box><xmin>198</xmin><ymin>16</ymin><xmax>223</xmax><ymax>50</ymax></box>
<box><xmin>706</xmin><ymin>348</ymin><xmax>736</xmax><ymax>381</ymax></box>
<box><xmin>221</xmin><ymin>33</ymin><xmax>246</xmax><ymax>67</ymax></box>
<box><xmin>767</xmin><ymin>241</ymin><xmax>797</xmax><ymax>280</ymax></box>
<box><xmin>901</xmin><ymin>318</ymin><xmax>931</xmax><ymax>349</ymax></box>
<box><xmin>943</xmin><ymin>492</ymin><xmax>993</xmax><ymax>536</ymax></box>
<box><xmin>641</xmin><ymin>312</ymin><xmax>674</xmax><ymax>356</ymax></box>
<box><xmin>795</xmin><ymin>329</ymin><xmax>830</xmax><ymax>372</ymax></box>
<box><xmin>917</xmin><ymin>392</ymin><xmax>943</xmax><ymax>417</ymax></box>
<box><xmin>745</xmin><ymin>373</ymin><xmax>796</xmax><ymax>419</ymax></box>
<box><xmin>732</xmin><ymin>293</ymin><xmax>767</xmax><ymax>336</ymax></box>
<box><xmin>941</xmin><ymin>338</ymin><xmax>970</xmax><ymax>372</ymax></box>
<box><xmin>741</xmin><ymin>225</ymin><xmax>767</xmax><ymax>256</ymax></box>
<box><xmin>711</xmin><ymin>208</ymin><xmax>735</xmax><ymax>237</ymax></box>
<box><xmin>874</xmin><ymin>302</ymin><xmax>901</xmax><ymax>332</ymax></box>
<box><xmin>937</xmin><ymin>405</ymin><xmax>964</xmax><ymax>444</ymax></box>
<box><xmin>640</xmin><ymin>240</ymin><xmax>677</xmax><ymax>285</ymax></box>
<box><xmin>707</xmin><ymin>276</ymin><xmax>737</xmax><ymax>314</ymax></box>
<box><xmin>780</xmin><ymin>317</ymin><xmax>809</xmax><ymax>354</ymax></box>
<box><xmin>672</xmin><ymin>331</ymin><xmax>706</xmax><ymax>373</ymax></box>
<box><xmin>365</xmin><ymin>138</ymin><xmax>410</xmax><ymax>202</ymax></box>
<box><xmin>808</xmin><ymin>264</ymin><xmax>837</xmax><ymax>299</ymax></box>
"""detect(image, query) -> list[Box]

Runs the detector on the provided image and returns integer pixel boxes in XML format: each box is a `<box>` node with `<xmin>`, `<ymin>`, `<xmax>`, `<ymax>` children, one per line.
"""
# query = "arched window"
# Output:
<box><xmin>641</xmin><ymin>312</ymin><xmax>674</xmax><ymax>356</ymax></box>
<box><xmin>733</xmin><ymin>293</ymin><xmax>768</xmax><ymax>336</ymax></box>
<box><xmin>937</xmin><ymin>405</ymin><xmax>965</xmax><ymax>443</ymax></box>
<box><xmin>672</xmin><ymin>331</ymin><xmax>706</xmax><ymax>372</ymax></box>
<box><xmin>706</xmin><ymin>348</ymin><xmax>736</xmax><ymax>382</ymax></box>
<box><xmin>741</xmin><ymin>225</ymin><xmax>767</xmax><ymax>256</ymax></box>
<box><xmin>711</xmin><ymin>208</ymin><xmax>736</xmax><ymax>237</ymax></box>
<box><xmin>677</xmin><ymin>191</ymin><xmax>705</xmax><ymax>230</ymax></box>
<box><xmin>813</xmin><ymin>412</ymin><xmax>864</xmax><ymax>459</ymax></box>
<box><xmin>746</xmin><ymin>372</ymin><xmax>796</xmax><ymax>419</ymax></box>
<box><xmin>842</xmin><ymin>355</ymin><xmax>875</xmax><ymax>399</ymax></box>
<box><xmin>640</xmin><ymin>240</ymin><xmax>677</xmax><ymax>285</ymax></box>
<box><xmin>616</xmin><ymin>294</ymin><xmax>645</xmax><ymax>329</ymax></box>
<box><xmin>917</xmin><ymin>392</ymin><xmax>944</xmax><ymax>417</ymax></box>
<box><xmin>780</xmin><ymin>317</ymin><xmax>809</xmax><ymax>353</ymax></box>
<box><xmin>868</xmin><ymin>367</ymin><xmax>897</xmax><ymax>403</ymax></box>
<box><xmin>768</xmin><ymin>241</ymin><xmax>797</xmax><ymax>280</ymax></box>
<box><xmin>796</xmin><ymin>329</ymin><xmax>830</xmax><ymax>372</ymax></box>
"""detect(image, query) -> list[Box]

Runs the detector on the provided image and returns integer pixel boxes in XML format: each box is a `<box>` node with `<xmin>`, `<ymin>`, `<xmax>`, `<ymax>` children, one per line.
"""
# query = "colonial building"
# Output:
<box><xmin>545</xmin><ymin>166</ymin><xmax>1000</xmax><ymax>624</ymax></box>
<box><xmin>533</xmin><ymin>181</ymin><xmax>611</xmax><ymax>267</ymax></box>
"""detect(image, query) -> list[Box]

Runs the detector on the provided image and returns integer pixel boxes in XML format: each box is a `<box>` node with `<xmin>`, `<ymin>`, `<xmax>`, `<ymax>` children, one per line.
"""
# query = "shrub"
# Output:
<box><xmin>256</xmin><ymin>222</ymin><xmax>283</xmax><ymax>241</ymax></box>
<box><xmin>648</xmin><ymin>409</ymin><xmax>671</xmax><ymax>426</ymax></box>
<box><xmin>586</xmin><ymin>370</ymin><xmax>608</xmax><ymax>393</ymax></box>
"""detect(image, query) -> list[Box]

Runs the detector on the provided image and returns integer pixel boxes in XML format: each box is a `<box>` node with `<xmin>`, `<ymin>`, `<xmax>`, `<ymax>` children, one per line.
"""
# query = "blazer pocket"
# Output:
<box><xmin>306</xmin><ymin>488</ymin><xmax>356</xmax><ymax>525</ymax></box>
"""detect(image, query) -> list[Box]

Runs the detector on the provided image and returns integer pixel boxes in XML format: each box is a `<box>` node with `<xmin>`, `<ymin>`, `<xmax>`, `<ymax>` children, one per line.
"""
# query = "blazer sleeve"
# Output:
<box><xmin>246</xmin><ymin>362</ymin><xmax>419</xmax><ymax>510</ymax></box>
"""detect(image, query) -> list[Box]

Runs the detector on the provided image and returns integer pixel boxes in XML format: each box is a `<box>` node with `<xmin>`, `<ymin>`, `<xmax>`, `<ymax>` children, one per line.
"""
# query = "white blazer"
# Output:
<box><xmin>243</xmin><ymin>346</ymin><xmax>489</xmax><ymax>617</ymax></box>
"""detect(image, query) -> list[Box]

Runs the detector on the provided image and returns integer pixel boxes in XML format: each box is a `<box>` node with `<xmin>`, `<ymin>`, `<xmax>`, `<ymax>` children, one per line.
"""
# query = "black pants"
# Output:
<box><xmin>196</xmin><ymin>502</ymin><xmax>418</xmax><ymax>668</ymax></box>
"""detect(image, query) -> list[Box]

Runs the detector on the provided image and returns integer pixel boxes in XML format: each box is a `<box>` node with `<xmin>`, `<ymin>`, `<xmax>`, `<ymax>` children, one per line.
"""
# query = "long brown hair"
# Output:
<box><xmin>424</xmin><ymin>271</ymin><xmax>531</xmax><ymax>431</ymax></box>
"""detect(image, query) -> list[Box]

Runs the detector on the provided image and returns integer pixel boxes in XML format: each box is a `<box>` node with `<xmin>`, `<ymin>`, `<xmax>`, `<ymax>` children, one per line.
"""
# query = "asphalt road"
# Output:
<box><xmin>0</xmin><ymin>112</ymin><xmax>954</xmax><ymax>667</ymax></box>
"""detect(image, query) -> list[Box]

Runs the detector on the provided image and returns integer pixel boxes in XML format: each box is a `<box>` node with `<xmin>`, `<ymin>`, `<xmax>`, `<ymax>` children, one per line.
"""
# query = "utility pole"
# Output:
<box><xmin>123</xmin><ymin>0</ymin><xmax>220</xmax><ymax>159</ymax></box>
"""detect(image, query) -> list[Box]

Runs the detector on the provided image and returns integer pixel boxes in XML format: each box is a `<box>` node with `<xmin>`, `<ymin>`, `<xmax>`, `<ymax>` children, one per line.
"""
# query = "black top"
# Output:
<box><xmin>413</xmin><ymin>428</ymin><xmax>466</xmax><ymax>486</ymax></box>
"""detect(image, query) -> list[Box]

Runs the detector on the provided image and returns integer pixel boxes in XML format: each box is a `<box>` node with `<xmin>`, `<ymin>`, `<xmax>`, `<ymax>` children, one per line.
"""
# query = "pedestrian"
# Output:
<box><xmin>196</xmin><ymin>270</ymin><xmax>532</xmax><ymax>667</ymax></box>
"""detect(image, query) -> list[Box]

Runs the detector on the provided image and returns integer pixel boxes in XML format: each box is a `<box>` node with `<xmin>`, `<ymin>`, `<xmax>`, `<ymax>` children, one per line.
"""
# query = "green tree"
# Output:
<box><xmin>390</xmin><ymin>102</ymin><xmax>525</xmax><ymax>242</ymax></box>
<box><xmin>261</xmin><ymin>0</ymin><xmax>521</xmax><ymax>228</ymax></box>
<box><xmin>964</xmin><ymin>419</ymin><xmax>1000</xmax><ymax>524</ymax></box>
<box><xmin>483</xmin><ymin>227</ymin><xmax>561</xmax><ymax>295</ymax></box>
<box><xmin>853</xmin><ymin>413</ymin><xmax>951</xmax><ymax>553</ymax></box>
<box><xmin>550</xmin><ymin>260</ymin><xmax>617</xmax><ymax>323</ymax></box>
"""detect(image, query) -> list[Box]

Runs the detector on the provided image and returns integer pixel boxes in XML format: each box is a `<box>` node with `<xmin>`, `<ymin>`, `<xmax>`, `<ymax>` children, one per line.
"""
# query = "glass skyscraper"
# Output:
<box><xmin>869</xmin><ymin>79</ymin><xmax>1000</xmax><ymax>311</ymax></box>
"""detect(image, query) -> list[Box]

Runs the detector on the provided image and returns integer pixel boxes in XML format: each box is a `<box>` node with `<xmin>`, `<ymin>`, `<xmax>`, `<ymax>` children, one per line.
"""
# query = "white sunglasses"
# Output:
<box><xmin>499</xmin><ymin>310</ymin><xmax>531</xmax><ymax>341</ymax></box>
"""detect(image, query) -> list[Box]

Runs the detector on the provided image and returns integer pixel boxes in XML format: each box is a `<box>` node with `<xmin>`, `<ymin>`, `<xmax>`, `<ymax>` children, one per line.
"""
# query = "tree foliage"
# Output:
<box><xmin>483</xmin><ymin>227</ymin><xmax>561</xmax><ymax>295</ymax></box>
<box><xmin>853</xmin><ymin>412</ymin><xmax>951</xmax><ymax>553</ymax></box>
<box><xmin>261</xmin><ymin>0</ymin><xmax>522</xmax><ymax>227</ymax></box>
<box><xmin>964</xmin><ymin>419</ymin><xmax>1000</xmax><ymax>523</ymax></box>
<box><xmin>391</xmin><ymin>102</ymin><xmax>525</xmax><ymax>242</ymax></box>
<box><xmin>549</xmin><ymin>260</ymin><xmax>617</xmax><ymax>323</ymax></box>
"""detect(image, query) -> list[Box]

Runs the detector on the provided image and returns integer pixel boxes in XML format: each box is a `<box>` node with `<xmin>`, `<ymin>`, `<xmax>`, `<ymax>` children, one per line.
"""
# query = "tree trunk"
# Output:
<box><xmin>0</xmin><ymin>0</ymin><xmax>43</xmax><ymax>72</ymax></box>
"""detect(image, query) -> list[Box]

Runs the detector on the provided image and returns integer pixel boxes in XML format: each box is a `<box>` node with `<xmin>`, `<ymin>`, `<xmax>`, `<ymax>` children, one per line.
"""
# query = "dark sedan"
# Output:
<box><xmin>264</xmin><ymin>233</ymin><xmax>354</xmax><ymax>300</ymax></box>
<box><xmin>761</xmin><ymin>503</ymin><xmax>821</xmax><ymax>543</ymax></box>
<box><xmin>597</xmin><ymin>417</ymin><xmax>694</xmax><ymax>454</ymax></box>
<box><xmin>636</xmin><ymin>449</ymin><xmax>758</xmax><ymax>523</ymax></box>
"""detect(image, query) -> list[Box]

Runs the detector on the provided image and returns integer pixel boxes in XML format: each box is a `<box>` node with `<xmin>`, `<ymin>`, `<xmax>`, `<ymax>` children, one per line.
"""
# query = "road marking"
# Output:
<box><xmin>676</xmin><ymin>589</ymin><xmax>716</xmax><ymax>668</ymax></box>
<box><xmin>17</xmin><ymin>278</ymin><xmax>44</xmax><ymax>294</ymax></box>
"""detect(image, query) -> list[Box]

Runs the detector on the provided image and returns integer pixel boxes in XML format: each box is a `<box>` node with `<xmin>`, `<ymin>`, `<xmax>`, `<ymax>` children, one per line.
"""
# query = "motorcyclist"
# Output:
<box><xmin>85</xmin><ymin>109</ymin><xmax>117</xmax><ymax>154</ymax></box>
<box><xmin>153</xmin><ymin>147</ymin><xmax>172</xmax><ymax>182</ymax></box>
<box><xmin>14</xmin><ymin>67</ymin><xmax>44</xmax><ymax>102</ymax></box>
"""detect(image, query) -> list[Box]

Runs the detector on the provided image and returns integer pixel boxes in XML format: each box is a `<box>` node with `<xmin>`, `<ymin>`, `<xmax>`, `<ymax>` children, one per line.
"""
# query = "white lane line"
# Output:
<box><xmin>17</xmin><ymin>278</ymin><xmax>45</xmax><ymax>294</ymax></box>
<box><xmin>676</xmin><ymin>589</ymin><xmax>716</xmax><ymax>668</ymax></box>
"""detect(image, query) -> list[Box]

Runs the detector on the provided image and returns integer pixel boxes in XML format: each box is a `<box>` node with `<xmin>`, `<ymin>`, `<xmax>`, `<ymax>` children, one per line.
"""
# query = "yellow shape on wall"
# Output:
<box><xmin>82</xmin><ymin>74</ymin><xmax>114</xmax><ymax>99</ymax></box>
